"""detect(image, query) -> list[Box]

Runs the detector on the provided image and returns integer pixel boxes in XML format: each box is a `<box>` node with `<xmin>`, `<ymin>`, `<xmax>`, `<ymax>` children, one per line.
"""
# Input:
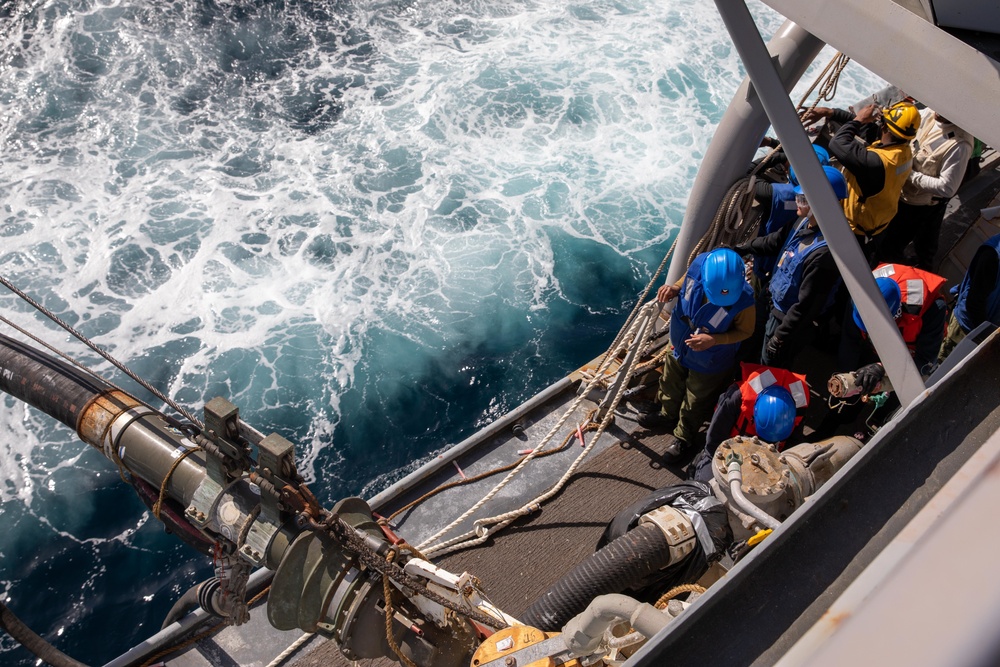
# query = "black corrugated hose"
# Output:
<box><xmin>520</xmin><ymin>522</ymin><xmax>676</xmax><ymax>631</ymax></box>
<box><xmin>1</xmin><ymin>601</ymin><xmax>89</xmax><ymax>667</ymax></box>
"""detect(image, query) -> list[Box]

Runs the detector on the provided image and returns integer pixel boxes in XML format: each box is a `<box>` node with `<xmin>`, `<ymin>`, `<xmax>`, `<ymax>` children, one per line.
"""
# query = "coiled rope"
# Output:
<box><xmin>796</xmin><ymin>52</ymin><xmax>851</xmax><ymax>115</ymax></box>
<box><xmin>418</xmin><ymin>300</ymin><xmax>663</xmax><ymax>557</ymax></box>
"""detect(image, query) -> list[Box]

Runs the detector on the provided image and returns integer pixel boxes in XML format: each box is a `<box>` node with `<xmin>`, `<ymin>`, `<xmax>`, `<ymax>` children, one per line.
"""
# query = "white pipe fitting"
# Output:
<box><xmin>561</xmin><ymin>593</ymin><xmax>671</xmax><ymax>656</ymax></box>
<box><xmin>727</xmin><ymin>461</ymin><xmax>782</xmax><ymax>531</ymax></box>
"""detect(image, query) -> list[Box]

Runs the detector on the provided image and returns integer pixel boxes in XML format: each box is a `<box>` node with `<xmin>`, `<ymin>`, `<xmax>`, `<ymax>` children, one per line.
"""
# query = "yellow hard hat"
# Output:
<box><xmin>881</xmin><ymin>101</ymin><xmax>920</xmax><ymax>140</ymax></box>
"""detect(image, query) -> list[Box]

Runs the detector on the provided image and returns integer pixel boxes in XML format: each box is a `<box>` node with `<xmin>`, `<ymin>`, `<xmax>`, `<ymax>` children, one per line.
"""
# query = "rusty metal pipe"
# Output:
<box><xmin>0</xmin><ymin>332</ymin><xmax>206</xmax><ymax>508</ymax></box>
<box><xmin>0</xmin><ymin>331</ymin><xmax>114</xmax><ymax>431</ymax></box>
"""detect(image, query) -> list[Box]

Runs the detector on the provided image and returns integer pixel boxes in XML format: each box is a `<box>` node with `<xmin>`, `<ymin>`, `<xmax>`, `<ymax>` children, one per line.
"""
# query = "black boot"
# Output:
<box><xmin>661</xmin><ymin>435</ymin><xmax>692</xmax><ymax>465</ymax></box>
<box><xmin>637</xmin><ymin>411</ymin><xmax>676</xmax><ymax>432</ymax></box>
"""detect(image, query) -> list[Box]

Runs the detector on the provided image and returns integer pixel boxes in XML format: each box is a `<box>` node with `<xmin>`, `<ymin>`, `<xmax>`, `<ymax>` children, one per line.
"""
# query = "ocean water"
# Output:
<box><xmin>0</xmin><ymin>1</ymin><xmax>883</xmax><ymax>664</ymax></box>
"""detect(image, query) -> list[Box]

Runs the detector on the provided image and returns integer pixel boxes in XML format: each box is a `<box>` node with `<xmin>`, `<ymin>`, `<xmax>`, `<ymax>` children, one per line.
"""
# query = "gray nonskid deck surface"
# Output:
<box><xmin>293</xmin><ymin>415</ymin><xmax>684</xmax><ymax>667</ymax></box>
<box><xmin>380</xmin><ymin>390</ymin><xmax>615</xmax><ymax>547</ymax></box>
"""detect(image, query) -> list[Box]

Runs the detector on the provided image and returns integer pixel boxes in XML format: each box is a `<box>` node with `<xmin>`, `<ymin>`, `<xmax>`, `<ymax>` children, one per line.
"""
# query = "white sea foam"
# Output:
<box><xmin>0</xmin><ymin>0</ymin><xmax>886</xmax><ymax>527</ymax></box>
<box><xmin>0</xmin><ymin>0</ymin><xmax>887</xmax><ymax>661</ymax></box>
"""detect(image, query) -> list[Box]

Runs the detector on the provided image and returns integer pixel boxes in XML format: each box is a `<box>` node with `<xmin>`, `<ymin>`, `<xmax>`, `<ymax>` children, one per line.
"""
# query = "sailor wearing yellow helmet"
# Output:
<box><xmin>802</xmin><ymin>100</ymin><xmax>922</xmax><ymax>266</ymax></box>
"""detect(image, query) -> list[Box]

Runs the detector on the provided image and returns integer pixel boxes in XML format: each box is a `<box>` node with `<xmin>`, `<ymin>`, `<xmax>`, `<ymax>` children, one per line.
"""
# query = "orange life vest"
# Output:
<box><xmin>732</xmin><ymin>362</ymin><xmax>810</xmax><ymax>447</ymax></box>
<box><xmin>872</xmin><ymin>263</ymin><xmax>947</xmax><ymax>349</ymax></box>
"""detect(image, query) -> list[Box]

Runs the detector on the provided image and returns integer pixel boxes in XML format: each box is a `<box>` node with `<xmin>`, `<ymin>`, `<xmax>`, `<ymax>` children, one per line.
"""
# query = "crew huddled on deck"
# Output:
<box><xmin>637</xmin><ymin>92</ymin><xmax>996</xmax><ymax>468</ymax></box>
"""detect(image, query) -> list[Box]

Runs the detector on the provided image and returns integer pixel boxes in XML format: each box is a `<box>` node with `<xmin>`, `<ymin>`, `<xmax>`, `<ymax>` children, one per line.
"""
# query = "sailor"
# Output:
<box><xmin>814</xmin><ymin>265</ymin><xmax>945</xmax><ymax>439</ymax></box>
<box><xmin>689</xmin><ymin>363</ymin><xmax>808</xmax><ymax>482</ymax></box>
<box><xmin>746</xmin><ymin>144</ymin><xmax>831</xmax><ymax>286</ymax></box>
<box><xmin>879</xmin><ymin>108</ymin><xmax>974</xmax><ymax>270</ymax></box>
<box><xmin>803</xmin><ymin>101</ymin><xmax>921</xmax><ymax>265</ymax></box>
<box><xmin>802</xmin><ymin>86</ymin><xmax>914</xmax><ymax>149</ymax></box>
<box><xmin>840</xmin><ymin>263</ymin><xmax>948</xmax><ymax>381</ymax></box>
<box><xmin>938</xmin><ymin>233</ymin><xmax>1000</xmax><ymax>362</ymax></box>
<box><xmin>736</xmin><ymin>145</ymin><xmax>832</xmax><ymax>367</ymax></box>
<box><xmin>735</xmin><ymin>166</ymin><xmax>848</xmax><ymax>367</ymax></box>
<box><xmin>640</xmin><ymin>248</ymin><xmax>755</xmax><ymax>464</ymax></box>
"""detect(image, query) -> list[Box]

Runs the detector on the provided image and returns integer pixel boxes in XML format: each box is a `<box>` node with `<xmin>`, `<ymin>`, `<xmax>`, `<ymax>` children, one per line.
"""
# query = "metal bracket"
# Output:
<box><xmin>204</xmin><ymin>397</ymin><xmax>250</xmax><ymax>483</ymax></box>
<box><xmin>257</xmin><ymin>433</ymin><xmax>296</xmax><ymax>523</ymax></box>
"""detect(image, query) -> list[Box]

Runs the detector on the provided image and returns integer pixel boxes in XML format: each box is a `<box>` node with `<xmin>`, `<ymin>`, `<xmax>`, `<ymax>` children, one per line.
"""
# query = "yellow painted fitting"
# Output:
<box><xmin>747</xmin><ymin>528</ymin><xmax>773</xmax><ymax>547</ymax></box>
<box><xmin>470</xmin><ymin>625</ymin><xmax>580</xmax><ymax>667</ymax></box>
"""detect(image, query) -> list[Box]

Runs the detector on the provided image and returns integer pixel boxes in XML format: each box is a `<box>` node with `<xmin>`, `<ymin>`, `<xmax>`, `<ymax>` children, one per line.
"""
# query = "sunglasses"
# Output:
<box><xmin>795</xmin><ymin>194</ymin><xmax>809</xmax><ymax>206</ymax></box>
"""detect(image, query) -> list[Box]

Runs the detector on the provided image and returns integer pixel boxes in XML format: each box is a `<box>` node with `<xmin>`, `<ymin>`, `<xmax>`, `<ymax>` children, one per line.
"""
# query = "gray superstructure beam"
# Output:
<box><xmin>711</xmin><ymin>0</ymin><xmax>924</xmax><ymax>406</ymax></box>
<box><xmin>759</xmin><ymin>0</ymin><xmax>1000</xmax><ymax>152</ymax></box>
<box><xmin>666</xmin><ymin>21</ymin><xmax>823</xmax><ymax>284</ymax></box>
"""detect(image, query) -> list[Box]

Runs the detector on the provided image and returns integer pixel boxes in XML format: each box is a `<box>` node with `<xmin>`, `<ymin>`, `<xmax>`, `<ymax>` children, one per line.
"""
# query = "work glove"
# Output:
<box><xmin>855</xmin><ymin>363</ymin><xmax>885</xmax><ymax>394</ymax></box>
<box><xmin>733</xmin><ymin>244</ymin><xmax>752</xmax><ymax>257</ymax></box>
<box><xmin>765</xmin><ymin>336</ymin><xmax>784</xmax><ymax>362</ymax></box>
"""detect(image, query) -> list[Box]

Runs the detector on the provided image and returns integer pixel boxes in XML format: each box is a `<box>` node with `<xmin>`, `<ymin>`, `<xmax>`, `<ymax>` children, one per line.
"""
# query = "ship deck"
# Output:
<box><xmin>298</xmin><ymin>420</ymin><xmax>687</xmax><ymax>667</ymax></box>
<box><xmin>158</xmin><ymin>156</ymin><xmax>1000</xmax><ymax>667</ymax></box>
<box><xmin>292</xmin><ymin>155</ymin><xmax>1000</xmax><ymax>667</ymax></box>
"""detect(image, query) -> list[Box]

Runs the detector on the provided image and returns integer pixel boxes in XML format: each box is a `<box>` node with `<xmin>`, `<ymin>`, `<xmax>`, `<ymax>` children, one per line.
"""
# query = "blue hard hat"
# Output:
<box><xmin>701</xmin><ymin>248</ymin><xmax>746</xmax><ymax>307</ymax></box>
<box><xmin>852</xmin><ymin>276</ymin><xmax>902</xmax><ymax>333</ymax></box>
<box><xmin>792</xmin><ymin>165</ymin><xmax>848</xmax><ymax>200</ymax></box>
<box><xmin>754</xmin><ymin>385</ymin><xmax>797</xmax><ymax>443</ymax></box>
<box><xmin>788</xmin><ymin>145</ymin><xmax>831</xmax><ymax>186</ymax></box>
<box><xmin>823</xmin><ymin>165</ymin><xmax>848</xmax><ymax>200</ymax></box>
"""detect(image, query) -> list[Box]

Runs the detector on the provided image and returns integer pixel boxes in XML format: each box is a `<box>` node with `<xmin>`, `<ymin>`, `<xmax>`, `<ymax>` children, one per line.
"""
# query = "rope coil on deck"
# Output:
<box><xmin>418</xmin><ymin>300</ymin><xmax>663</xmax><ymax>557</ymax></box>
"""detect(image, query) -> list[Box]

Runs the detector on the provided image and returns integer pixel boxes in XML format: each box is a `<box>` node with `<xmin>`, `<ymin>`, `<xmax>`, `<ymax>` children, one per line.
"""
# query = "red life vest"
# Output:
<box><xmin>872</xmin><ymin>263</ymin><xmax>947</xmax><ymax>350</ymax></box>
<box><xmin>732</xmin><ymin>362</ymin><xmax>810</xmax><ymax>447</ymax></box>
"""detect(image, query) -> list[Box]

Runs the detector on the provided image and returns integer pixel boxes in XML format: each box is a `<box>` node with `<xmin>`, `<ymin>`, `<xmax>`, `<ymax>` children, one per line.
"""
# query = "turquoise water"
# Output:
<box><xmin>0</xmin><ymin>1</ymin><xmax>882</xmax><ymax>664</ymax></box>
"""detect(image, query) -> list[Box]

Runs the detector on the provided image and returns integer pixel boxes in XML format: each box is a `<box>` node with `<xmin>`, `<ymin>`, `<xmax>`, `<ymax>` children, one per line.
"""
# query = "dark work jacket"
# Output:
<box><xmin>743</xmin><ymin>222</ymin><xmax>839</xmax><ymax>345</ymax></box>
<box><xmin>954</xmin><ymin>236</ymin><xmax>1000</xmax><ymax>332</ymax></box>
<box><xmin>752</xmin><ymin>182</ymin><xmax>799</xmax><ymax>279</ymax></box>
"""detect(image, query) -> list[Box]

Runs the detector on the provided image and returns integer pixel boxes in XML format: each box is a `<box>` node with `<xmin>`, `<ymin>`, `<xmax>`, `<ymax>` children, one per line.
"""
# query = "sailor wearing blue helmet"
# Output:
<box><xmin>734</xmin><ymin>166</ymin><xmax>849</xmax><ymax>367</ymax></box>
<box><xmin>639</xmin><ymin>248</ymin><xmax>755</xmax><ymax>464</ymax></box>
<box><xmin>749</xmin><ymin>144</ymin><xmax>833</xmax><ymax>284</ymax></box>
<box><xmin>689</xmin><ymin>363</ymin><xmax>809</xmax><ymax>483</ymax></box>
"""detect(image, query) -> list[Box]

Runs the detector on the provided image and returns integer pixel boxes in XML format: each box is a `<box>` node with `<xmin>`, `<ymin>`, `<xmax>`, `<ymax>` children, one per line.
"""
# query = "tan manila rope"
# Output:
<box><xmin>796</xmin><ymin>52</ymin><xmax>851</xmax><ymax>115</ymax></box>
<box><xmin>746</xmin><ymin>52</ymin><xmax>851</xmax><ymax>191</ymax></box>
<box><xmin>152</xmin><ymin>446</ymin><xmax>202</xmax><ymax>521</ymax></box>
<box><xmin>387</xmin><ymin>413</ymin><xmax>599</xmax><ymax>524</ymax></box>
<box><xmin>382</xmin><ymin>549</ymin><xmax>419</xmax><ymax>667</ymax></box>
<box><xmin>654</xmin><ymin>583</ymin><xmax>706</xmax><ymax>609</ymax></box>
<box><xmin>415</xmin><ymin>305</ymin><xmax>655</xmax><ymax>554</ymax></box>
<box><xmin>263</xmin><ymin>632</ymin><xmax>314</xmax><ymax>667</ymax></box>
<box><xmin>753</xmin><ymin>52</ymin><xmax>851</xmax><ymax>173</ymax></box>
<box><xmin>606</xmin><ymin>584</ymin><xmax>709</xmax><ymax>652</ymax></box>
<box><xmin>689</xmin><ymin>177</ymin><xmax>755</xmax><ymax>263</ymax></box>
<box><xmin>597</xmin><ymin>234</ymin><xmax>678</xmax><ymax>373</ymax></box>
<box><xmin>420</xmin><ymin>302</ymin><xmax>662</xmax><ymax>557</ymax></box>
